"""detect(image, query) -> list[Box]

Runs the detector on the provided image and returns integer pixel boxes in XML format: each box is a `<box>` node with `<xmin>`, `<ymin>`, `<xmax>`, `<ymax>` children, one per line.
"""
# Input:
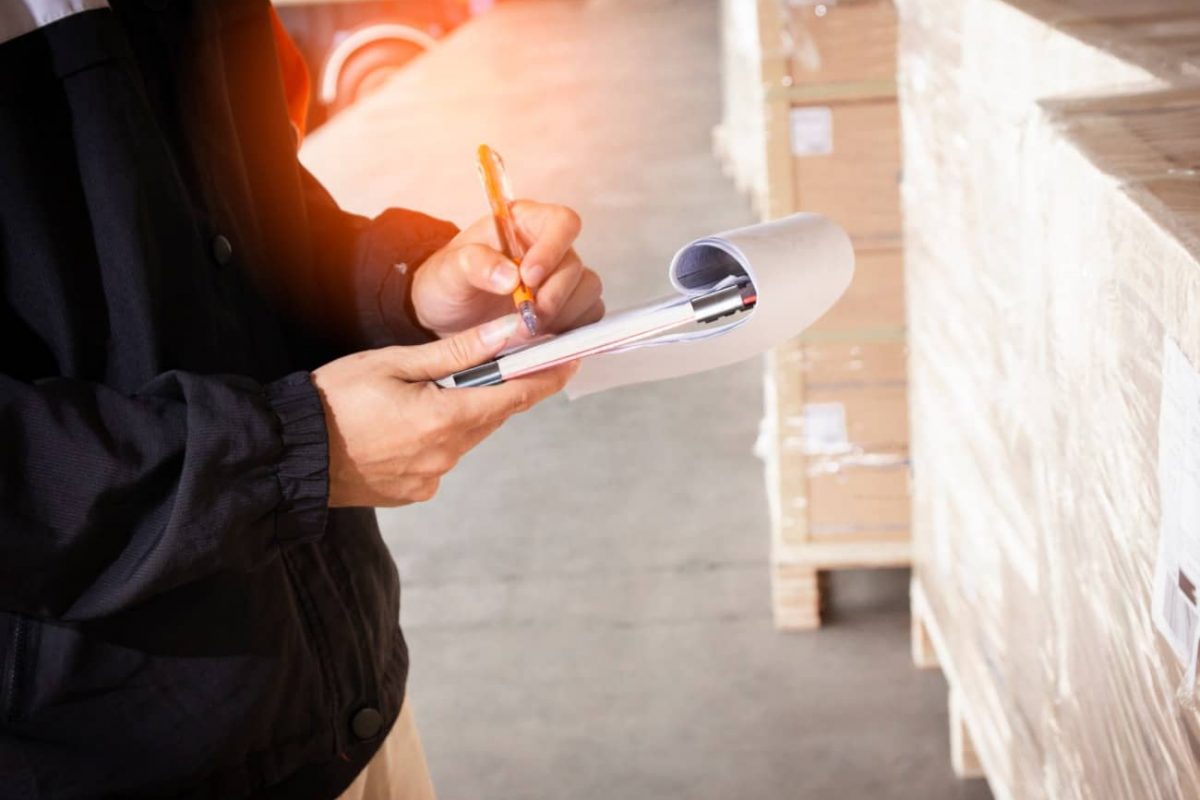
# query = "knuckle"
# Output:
<box><xmin>582</xmin><ymin>267</ymin><xmax>602</xmax><ymax>292</ymax></box>
<box><xmin>512</xmin><ymin>387</ymin><xmax>535</xmax><ymax>414</ymax></box>
<box><xmin>423</xmin><ymin>428</ymin><xmax>451</xmax><ymax>450</ymax></box>
<box><xmin>462</xmin><ymin>242</ymin><xmax>490</xmax><ymax>258</ymax></box>
<box><xmin>443</xmin><ymin>336</ymin><xmax>474</xmax><ymax>369</ymax></box>
<box><xmin>368</xmin><ymin>478</ymin><xmax>400</xmax><ymax>507</ymax></box>
<box><xmin>418</xmin><ymin>448</ymin><xmax>457</xmax><ymax>477</ymax></box>
<box><xmin>558</xmin><ymin>206</ymin><xmax>582</xmax><ymax>235</ymax></box>
<box><xmin>356</xmin><ymin>346</ymin><xmax>395</xmax><ymax>374</ymax></box>
<box><xmin>536</xmin><ymin>289</ymin><xmax>562</xmax><ymax>317</ymax></box>
<box><xmin>435</xmin><ymin>449</ymin><xmax>460</xmax><ymax>475</ymax></box>
<box><xmin>458</xmin><ymin>243</ymin><xmax>492</xmax><ymax>270</ymax></box>
<box><xmin>432</xmin><ymin>397</ymin><xmax>471</xmax><ymax>437</ymax></box>
<box><xmin>413</xmin><ymin>478</ymin><xmax>440</xmax><ymax>502</ymax></box>
<box><xmin>417</xmin><ymin>401</ymin><xmax>451</xmax><ymax>437</ymax></box>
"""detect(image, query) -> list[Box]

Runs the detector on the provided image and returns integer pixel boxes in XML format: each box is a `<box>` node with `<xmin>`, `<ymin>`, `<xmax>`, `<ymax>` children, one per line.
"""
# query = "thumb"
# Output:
<box><xmin>391</xmin><ymin>314</ymin><xmax>520</xmax><ymax>382</ymax></box>
<box><xmin>451</xmin><ymin>242</ymin><xmax>521</xmax><ymax>298</ymax></box>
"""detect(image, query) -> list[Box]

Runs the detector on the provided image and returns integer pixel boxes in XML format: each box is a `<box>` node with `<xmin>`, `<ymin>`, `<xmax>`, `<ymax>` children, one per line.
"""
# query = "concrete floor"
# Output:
<box><xmin>302</xmin><ymin>1</ymin><xmax>993</xmax><ymax>798</ymax></box>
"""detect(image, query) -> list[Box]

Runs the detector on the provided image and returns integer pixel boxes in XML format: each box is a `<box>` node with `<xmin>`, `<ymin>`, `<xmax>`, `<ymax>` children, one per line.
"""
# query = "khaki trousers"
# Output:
<box><xmin>338</xmin><ymin>702</ymin><xmax>437</xmax><ymax>800</ymax></box>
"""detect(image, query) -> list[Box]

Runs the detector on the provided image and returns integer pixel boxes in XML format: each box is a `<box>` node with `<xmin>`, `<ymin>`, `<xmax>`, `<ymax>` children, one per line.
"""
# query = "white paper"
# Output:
<box><xmin>1153</xmin><ymin>335</ymin><xmax>1200</xmax><ymax>684</ymax></box>
<box><xmin>790</xmin><ymin>107</ymin><xmax>834</xmax><ymax>157</ymax></box>
<box><xmin>495</xmin><ymin>295</ymin><xmax>695</xmax><ymax>380</ymax></box>
<box><xmin>566</xmin><ymin>213</ymin><xmax>854</xmax><ymax>399</ymax></box>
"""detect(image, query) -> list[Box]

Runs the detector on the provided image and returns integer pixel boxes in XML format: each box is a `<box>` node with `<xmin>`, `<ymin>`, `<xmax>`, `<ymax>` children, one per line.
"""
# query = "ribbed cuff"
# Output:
<box><xmin>265</xmin><ymin>372</ymin><xmax>329</xmax><ymax>544</ymax></box>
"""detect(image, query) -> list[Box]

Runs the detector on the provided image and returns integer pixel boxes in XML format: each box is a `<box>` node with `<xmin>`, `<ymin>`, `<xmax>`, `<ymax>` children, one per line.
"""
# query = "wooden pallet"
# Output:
<box><xmin>770</xmin><ymin>532</ymin><xmax>911</xmax><ymax>630</ymax></box>
<box><xmin>910</xmin><ymin>577</ymin><xmax>991</xmax><ymax>784</ymax></box>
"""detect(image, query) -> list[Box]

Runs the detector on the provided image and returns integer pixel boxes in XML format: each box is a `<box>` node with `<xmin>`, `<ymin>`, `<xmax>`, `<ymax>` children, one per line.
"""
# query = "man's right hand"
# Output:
<box><xmin>311</xmin><ymin>314</ymin><xmax>576</xmax><ymax>507</ymax></box>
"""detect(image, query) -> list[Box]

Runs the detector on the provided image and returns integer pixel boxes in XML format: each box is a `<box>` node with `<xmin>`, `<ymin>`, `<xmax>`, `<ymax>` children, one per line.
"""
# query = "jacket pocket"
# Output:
<box><xmin>279</xmin><ymin>548</ymin><xmax>343</xmax><ymax>754</ymax></box>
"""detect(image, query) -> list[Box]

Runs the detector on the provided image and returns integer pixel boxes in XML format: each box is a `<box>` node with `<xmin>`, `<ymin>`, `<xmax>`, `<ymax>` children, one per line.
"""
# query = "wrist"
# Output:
<box><xmin>357</xmin><ymin>208</ymin><xmax>458</xmax><ymax>346</ymax></box>
<box><xmin>388</xmin><ymin>257</ymin><xmax>441</xmax><ymax>342</ymax></box>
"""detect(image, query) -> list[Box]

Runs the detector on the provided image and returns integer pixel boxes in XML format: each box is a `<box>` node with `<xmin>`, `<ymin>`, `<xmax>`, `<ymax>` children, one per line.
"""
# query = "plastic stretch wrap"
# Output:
<box><xmin>774</xmin><ymin>0</ymin><xmax>899</xmax><ymax>90</ymax></box>
<box><xmin>900</xmin><ymin>0</ymin><xmax>1200</xmax><ymax>797</ymax></box>
<box><xmin>716</xmin><ymin>0</ymin><xmax>770</xmax><ymax>205</ymax></box>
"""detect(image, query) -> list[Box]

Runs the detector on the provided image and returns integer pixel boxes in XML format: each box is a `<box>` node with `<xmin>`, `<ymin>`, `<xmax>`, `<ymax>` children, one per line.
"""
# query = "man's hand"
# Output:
<box><xmin>410</xmin><ymin>201</ymin><xmax>604</xmax><ymax>338</ymax></box>
<box><xmin>311</xmin><ymin>314</ymin><xmax>577</xmax><ymax>507</ymax></box>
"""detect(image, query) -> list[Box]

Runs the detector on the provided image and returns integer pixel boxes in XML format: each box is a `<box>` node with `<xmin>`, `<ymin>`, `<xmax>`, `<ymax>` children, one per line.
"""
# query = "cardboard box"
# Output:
<box><xmin>787</xmin><ymin>100</ymin><xmax>902</xmax><ymax>248</ymax></box>
<box><xmin>784</xmin><ymin>0</ymin><xmax>898</xmax><ymax>88</ymax></box>
<box><xmin>805</xmin><ymin>465</ymin><xmax>909</xmax><ymax>539</ymax></box>
<box><xmin>776</xmin><ymin>339</ymin><xmax>907</xmax><ymax>387</ymax></box>
<box><xmin>768</xmin><ymin>338</ymin><xmax>910</xmax><ymax>544</ymax></box>
<box><xmin>798</xmin><ymin>384</ymin><xmax>908</xmax><ymax>450</ymax></box>
<box><xmin>809</xmin><ymin>248</ymin><xmax>906</xmax><ymax>332</ymax></box>
<box><xmin>771</xmin><ymin>341</ymin><xmax>908</xmax><ymax>455</ymax></box>
<box><xmin>773</xmin><ymin>449</ymin><xmax>909</xmax><ymax>543</ymax></box>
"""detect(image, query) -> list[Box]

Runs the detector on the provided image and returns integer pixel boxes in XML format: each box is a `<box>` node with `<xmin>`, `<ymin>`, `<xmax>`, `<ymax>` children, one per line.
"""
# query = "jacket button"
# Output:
<box><xmin>351</xmin><ymin>707</ymin><xmax>384</xmax><ymax>740</ymax></box>
<box><xmin>211</xmin><ymin>234</ymin><xmax>233</xmax><ymax>266</ymax></box>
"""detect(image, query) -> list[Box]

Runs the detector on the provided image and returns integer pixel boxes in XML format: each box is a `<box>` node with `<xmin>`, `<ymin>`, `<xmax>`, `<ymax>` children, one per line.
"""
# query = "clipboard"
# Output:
<box><xmin>434</xmin><ymin>213</ymin><xmax>855</xmax><ymax>398</ymax></box>
<box><xmin>436</xmin><ymin>282</ymin><xmax>757</xmax><ymax>388</ymax></box>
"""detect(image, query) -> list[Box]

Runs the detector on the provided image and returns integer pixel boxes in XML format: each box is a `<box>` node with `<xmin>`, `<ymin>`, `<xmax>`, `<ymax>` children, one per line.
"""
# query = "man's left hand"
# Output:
<box><xmin>411</xmin><ymin>201</ymin><xmax>604</xmax><ymax>339</ymax></box>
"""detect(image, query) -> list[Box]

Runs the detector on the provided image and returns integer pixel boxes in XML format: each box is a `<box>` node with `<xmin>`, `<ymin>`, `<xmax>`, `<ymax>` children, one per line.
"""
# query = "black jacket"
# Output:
<box><xmin>0</xmin><ymin>2</ymin><xmax>458</xmax><ymax>797</ymax></box>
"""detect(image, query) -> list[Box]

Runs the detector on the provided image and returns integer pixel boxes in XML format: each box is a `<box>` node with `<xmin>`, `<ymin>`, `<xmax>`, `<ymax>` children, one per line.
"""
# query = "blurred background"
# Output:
<box><xmin>289</xmin><ymin>0</ymin><xmax>1200</xmax><ymax>798</ymax></box>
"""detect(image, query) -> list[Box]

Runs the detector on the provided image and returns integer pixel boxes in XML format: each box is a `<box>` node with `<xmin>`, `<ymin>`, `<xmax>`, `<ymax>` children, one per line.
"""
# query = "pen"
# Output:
<box><xmin>476</xmin><ymin>144</ymin><xmax>539</xmax><ymax>336</ymax></box>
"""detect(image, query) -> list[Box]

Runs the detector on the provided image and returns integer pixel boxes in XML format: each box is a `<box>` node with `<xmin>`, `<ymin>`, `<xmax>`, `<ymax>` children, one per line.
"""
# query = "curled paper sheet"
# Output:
<box><xmin>566</xmin><ymin>213</ymin><xmax>855</xmax><ymax>399</ymax></box>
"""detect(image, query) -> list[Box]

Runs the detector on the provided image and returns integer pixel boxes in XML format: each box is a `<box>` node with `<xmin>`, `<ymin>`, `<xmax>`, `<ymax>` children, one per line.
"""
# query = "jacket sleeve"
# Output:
<box><xmin>299</xmin><ymin>165</ymin><xmax>460</xmax><ymax>349</ymax></box>
<box><xmin>0</xmin><ymin>369</ymin><xmax>327</xmax><ymax>621</ymax></box>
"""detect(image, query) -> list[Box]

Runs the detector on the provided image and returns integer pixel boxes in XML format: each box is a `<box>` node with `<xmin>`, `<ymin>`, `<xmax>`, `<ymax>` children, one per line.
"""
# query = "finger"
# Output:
<box><xmin>532</xmin><ymin>252</ymin><xmax>585</xmax><ymax>319</ymax></box>
<box><xmin>543</xmin><ymin>268</ymin><xmax>602</xmax><ymax>332</ymax></box>
<box><xmin>387</xmin><ymin>314</ymin><xmax>520</xmax><ymax>381</ymax></box>
<box><xmin>443</xmin><ymin>361</ymin><xmax>579</xmax><ymax>427</ymax></box>
<box><xmin>552</xmin><ymin>298</ymin><xmax>606</xmax><ymax>334</ymax></box>
<box><xmin>511</xmin><ymin>201</ymin><xmax>582</xmax><ymax>289</ymax></box>
<box><xmin>451</xmin><ymin>242</ymin><xmax>522</xmax><ymax>298</ymax></box>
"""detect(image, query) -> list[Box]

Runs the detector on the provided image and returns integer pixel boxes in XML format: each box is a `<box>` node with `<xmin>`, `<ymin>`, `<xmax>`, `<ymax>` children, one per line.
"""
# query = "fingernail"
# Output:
<box><xmin>522</xmin><ymin>263</ymin><xmax>546</xmax><ymax>287</ymax></box>
<box><xmin>490</xmin><ymin>263</ymin><xmax>519</xmax><ymax>292</ymax></box>
<box><xmin>480</xmin><ymin>314</ymin><xmax>520</xmax><ymax>347</ymax></box>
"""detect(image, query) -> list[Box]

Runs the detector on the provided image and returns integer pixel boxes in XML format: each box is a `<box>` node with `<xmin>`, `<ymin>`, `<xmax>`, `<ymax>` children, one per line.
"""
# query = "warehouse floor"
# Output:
<box><xmin>301</xmin><ymin>1</ymin><xmax>993</xmax><ymax>798</ymax></box>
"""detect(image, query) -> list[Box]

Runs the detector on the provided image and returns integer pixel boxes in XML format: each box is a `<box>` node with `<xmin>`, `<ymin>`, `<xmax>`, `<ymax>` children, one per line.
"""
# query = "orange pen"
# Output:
<box><xmin>476</xmin><ymin>144</ymin><xmax>539</xmax><ymax>336</ymax></box>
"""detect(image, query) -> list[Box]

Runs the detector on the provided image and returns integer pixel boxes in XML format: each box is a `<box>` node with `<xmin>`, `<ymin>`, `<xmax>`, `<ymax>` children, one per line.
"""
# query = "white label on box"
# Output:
<box><xmin>1153</xmin><ymin>336</ymin><xmax>1200</xmax><ymax>683</ymax></box>
<box><xmin>789</xmin><ymin>106</ymin><xmax>834</xmax><ymax>157</ymax></box>
<box><xmin>802</xmin><ymin>402</ymin><xmax>849</xmax><ymax>455</ymax></box>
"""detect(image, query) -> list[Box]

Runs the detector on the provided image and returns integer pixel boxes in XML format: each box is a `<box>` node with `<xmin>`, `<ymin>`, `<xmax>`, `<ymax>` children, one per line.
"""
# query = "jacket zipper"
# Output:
<box><xmin>4</xmin><ymin>616</ymin><xmax>27</xmax><ymax>722</ymax></box>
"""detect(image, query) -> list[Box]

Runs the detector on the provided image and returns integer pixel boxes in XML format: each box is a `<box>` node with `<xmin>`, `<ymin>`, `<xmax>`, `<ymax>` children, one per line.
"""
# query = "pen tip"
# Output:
<box><xmin>519</xmin><ymin>302</ymin><xmax>538</xmax><ymax>336</ymax></box>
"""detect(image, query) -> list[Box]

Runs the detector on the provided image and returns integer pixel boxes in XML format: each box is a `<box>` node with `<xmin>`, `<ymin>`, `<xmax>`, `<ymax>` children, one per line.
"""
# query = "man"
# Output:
<box><xmin>0</xmin><ymin>1</ymin><xmax>602</xmax><ymax>797</ymax></box>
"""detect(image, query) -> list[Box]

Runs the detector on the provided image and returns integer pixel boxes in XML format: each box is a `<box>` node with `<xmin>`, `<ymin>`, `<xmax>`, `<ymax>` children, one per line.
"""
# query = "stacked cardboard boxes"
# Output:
<box><xmin>730</xmin><ymin>0</ymin><xmax>911</xmax><ymax>629</ymax></box>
